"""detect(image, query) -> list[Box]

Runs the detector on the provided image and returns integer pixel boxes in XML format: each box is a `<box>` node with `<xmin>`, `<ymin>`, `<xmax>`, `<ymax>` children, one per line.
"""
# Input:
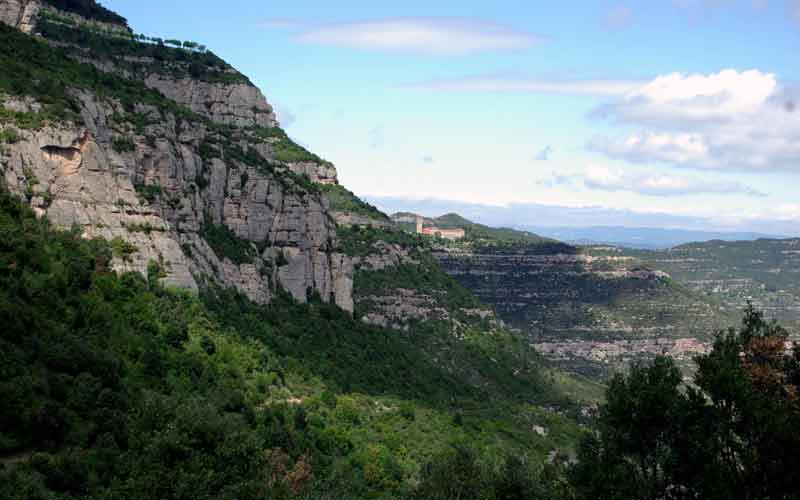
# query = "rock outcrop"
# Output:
<box><xmin>0</xmin><ymin>2</ymin><xmax>356</xmax><ymax>311</ymax></box>
<box><xmin>0</xmin><ymin>0</ymin><xmax>39</xmax><ymax>32</ymax></box>
<box><xmin>433</xmin><ymin>244</ymin><xmax>727</xmax><ymax>375</ymax></box>
<box><xmin>144</xmin><ymin>75</ymin><xmax>278</xmax><ymax>129</ymax></box>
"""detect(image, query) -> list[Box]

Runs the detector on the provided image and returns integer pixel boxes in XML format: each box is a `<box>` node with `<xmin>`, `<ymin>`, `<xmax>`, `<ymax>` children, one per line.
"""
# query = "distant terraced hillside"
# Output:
<box><xmin>609</xmin><ymin>239</ymin><xmax>800</xmax><ymax>325</ymax></box>
<box><xmin>395</xmin><ymin>213</ymin><xmax>730</xmax><ymax>378</ymax></box>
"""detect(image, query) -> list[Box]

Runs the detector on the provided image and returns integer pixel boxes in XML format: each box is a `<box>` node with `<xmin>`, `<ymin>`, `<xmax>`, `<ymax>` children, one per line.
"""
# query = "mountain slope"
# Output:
<box><xmin>391</xmin><ymin>213</ymin><xmax>730</xmax><ymax>377</ymax></box>
<box><xmin>0</xmin><ymin>2</ymin><xmax>355</xmax><ymax>311</ymax></box>
<box><xmin>0</xmin><ymin>2</ymin><xmax>602</xmax><ymax>498</ymax></box>
<box><xmin>393</xmin><ymin>211</ymin><xmax>562</xmax><ymax>247</ymax></box>
<box><xmin>615</xmin><ymin>239</ymin><xmax>800</xmax><ymax>325</ymax></box>
<box><xmin>0</xmin><ymin>187</ymin><xmax>602</xmax><ymax>498</ymax></box>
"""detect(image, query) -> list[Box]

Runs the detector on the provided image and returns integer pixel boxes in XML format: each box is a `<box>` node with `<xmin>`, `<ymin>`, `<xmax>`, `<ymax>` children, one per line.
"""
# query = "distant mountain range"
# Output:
<box><xmin>519</xmin><ymin>226</ymin><xmax>788</xmax><ymax>250</ymax></box>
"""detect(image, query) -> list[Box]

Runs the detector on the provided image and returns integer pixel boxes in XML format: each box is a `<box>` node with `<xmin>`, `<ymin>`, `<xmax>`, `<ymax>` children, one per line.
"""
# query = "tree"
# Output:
<box><xmin>572</xmin><ymin>305</ymin><xmax>800</xmax><ymax>500</ymax></box>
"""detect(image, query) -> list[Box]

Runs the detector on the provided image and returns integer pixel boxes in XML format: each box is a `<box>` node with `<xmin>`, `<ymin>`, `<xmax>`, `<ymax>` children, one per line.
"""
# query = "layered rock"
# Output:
<box><xmin>144</xmin><ymin>74</ymin><xmax>278</xmax><ymax>129</ymax></box>
<box><xmin>0</xmin><ymin>3</ymin><xmax>357</xmax><ymax>311</ymax></box>
<box><xmin>433</xmin><ymin>244</ymin><xmax>727</xmax><ymax>375</ymax></box>
<box><xmin>0</xmin><ymin>0</ymin><xmax>39</xmax><ymax>32</ymax></box>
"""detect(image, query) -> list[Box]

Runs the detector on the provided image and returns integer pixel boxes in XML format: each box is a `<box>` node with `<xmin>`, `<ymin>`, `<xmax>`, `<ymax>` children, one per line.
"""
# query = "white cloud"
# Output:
<box><xmin>291</xmin><ymin>17</ymin><xmax>546</xmax><ymax>55</ymax></box>
<box><xmin>363</xmin><ymin>194</ymin><xmax>798</xmax><ymax>235</ymax></box>
<box><xmin>604</xmin><ymin>6</ymin><xmax>634</xmax><ymax>30</ymax></box>
<box><xmin>579</xmin><ymin>164</ymin><xmax>764</xmax><ymax>197</ymax></box>
<box><xmin>402</xmin><ymin>76</ymin><xmax>642</xmax><ymax>95</ymax></box>
<box><xmin>591</xmin><ymin>69</ymin><xmax>800</xmax><ymax>171</ymax></box>
<box><xmin>535</xmin><ymin>145</ymin><xmax>554</xmax><ymax>161</ymax></box>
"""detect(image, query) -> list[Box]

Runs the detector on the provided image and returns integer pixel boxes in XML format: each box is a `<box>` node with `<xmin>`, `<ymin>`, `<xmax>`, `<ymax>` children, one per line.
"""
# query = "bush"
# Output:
<box><xmin>112</xmin><ymin>136</ymin><xmax>135</xmax><ymax>153</ymax></box>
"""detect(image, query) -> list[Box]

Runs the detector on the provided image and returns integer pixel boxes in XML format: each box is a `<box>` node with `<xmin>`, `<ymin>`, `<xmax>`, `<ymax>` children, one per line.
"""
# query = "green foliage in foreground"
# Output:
<box><xmin>573</xmin><ymin>305</ymin><xmax>800</xmax><ymax>500</ymax></box>
<box><xmin>0</xmin><ymin>188</ymin><xmax>591</xmax><ymax>499</ymax></box>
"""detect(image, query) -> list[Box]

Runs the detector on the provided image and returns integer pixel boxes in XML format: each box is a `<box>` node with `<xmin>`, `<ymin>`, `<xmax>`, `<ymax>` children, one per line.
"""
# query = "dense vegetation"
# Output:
<box><xmin>0</xmin><ymin>22</ymin><xmax>197</xmax><ymax>127</ymax></box>
<box><xmin>395</xmin><ymin>212</ymin><xmax>570</xmax><ymax>251</ymax></box>
<box><xmin>320</xmin><ymin>184</ymin><xmax>390</xmax><ymax>222</ymax></box>
<box><xmin>336</xmin><ymin>225</ymin><xmax>426</xmax><ymax>257</ymax></box>
<box><xmin>573</xmin><ymin>306</ymin><xmax>800</xmax><ymax>499</ymax></box>
<box><xmin>36</xmin><ymin>18</ymin><xmax>248</xmax><ymax>85</ymax></box>
<box><xmin>250</xmin><ymin>126</ymin><xmax>331</xmax><ymax>164</ymax></box>
<box><xmin>604</xmin><ymin>239</ymin><xmax>800</xmax><ymax>326</ymax></box>
<box><xmin>42</xmin><ymin>0</ymin><xmax>127</xmax><ymax>26</ymax></box>
<box><xmin>0</xmin><ymin>187</ymin><xmax>594</xmax><ymax>498</ymax></box>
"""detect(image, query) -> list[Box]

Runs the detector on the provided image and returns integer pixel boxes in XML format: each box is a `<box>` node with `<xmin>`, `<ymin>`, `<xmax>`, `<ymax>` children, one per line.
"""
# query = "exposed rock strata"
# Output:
<box><xmin>0</xmin><ymin>6</ymin><xmax>356</xmax><ymax>311</ymax></box>
<box><xmin>0</xmin><ymin>0</ymin><xmax>39</xmax><ymax>33</ymax></box>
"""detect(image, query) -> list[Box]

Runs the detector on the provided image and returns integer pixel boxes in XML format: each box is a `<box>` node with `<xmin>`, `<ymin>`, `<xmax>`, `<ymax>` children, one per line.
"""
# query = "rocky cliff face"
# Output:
<box><xmin>0</xmin><ymin>0</ymin><xmax>39</xmax><ymax>32</ymax></box>
<box><xmin>0</xmin><ymin>2</ymin><xmax>355</xmax><ymax>311</ymax></box>
<box><xmin>434</xmin><ymin>244</ymin><xmax>727</xmax><ymax>376</ymax></box>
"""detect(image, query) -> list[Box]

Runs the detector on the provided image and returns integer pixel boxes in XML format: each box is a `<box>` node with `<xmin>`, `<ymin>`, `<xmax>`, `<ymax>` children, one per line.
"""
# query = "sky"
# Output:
<box><xmin>105</xmin><ymin>0</ymin><xmax>800</xmax><ymax>235</ymax></box>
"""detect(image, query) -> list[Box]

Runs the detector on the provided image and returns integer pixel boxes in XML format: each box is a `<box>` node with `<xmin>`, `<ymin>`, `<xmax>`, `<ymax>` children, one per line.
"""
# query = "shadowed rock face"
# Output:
<box><xmin>0</xmin><ymin>3</ymin><xmax>355</xmax><ymax>311</ymax></box>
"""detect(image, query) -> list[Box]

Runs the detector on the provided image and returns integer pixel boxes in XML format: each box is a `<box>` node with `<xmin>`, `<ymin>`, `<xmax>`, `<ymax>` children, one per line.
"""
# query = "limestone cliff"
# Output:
<box><xmin>0</xmin><ymin>0</ymin><xmax>40</xmax><ymax>32</ymax></box>
<box><xmin>0</xmin><ymin>1</ymin><xmax>355</xmax><ymax>311</ymax></box>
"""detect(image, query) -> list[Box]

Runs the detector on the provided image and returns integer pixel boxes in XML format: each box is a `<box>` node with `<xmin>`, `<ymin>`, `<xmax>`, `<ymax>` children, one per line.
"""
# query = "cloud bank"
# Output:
<box><xmin>286</xmin><ymin>17</ymin><xmax>546</xmax><ymax>55</ymax></box>
<box><xmin>591</xmin><ymin>69</ymin><xmax>800</xmax><ymax>172</ymax></box>
<box><xmin>363</xmin><ymin>195</ymin><xmax>798</xmax><ymax>236</ymax></box>
<box><xmin>580</xmin><ymin>165</ymin><xmax>764</xmax><ymax>197</ymax></box>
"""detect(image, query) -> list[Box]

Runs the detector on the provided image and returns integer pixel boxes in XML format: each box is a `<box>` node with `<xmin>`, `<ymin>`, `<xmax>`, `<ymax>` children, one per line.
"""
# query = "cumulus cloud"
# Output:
<box><xmin>289</xmin><ymin>17</ymin><xmax>546</xmax><ymax>55</ymax></box>
<box><xmin>402</xmin><ymin>75</ymin><xmax>642</xmax><ymax>95</ymax></box>
<box><xmin>535</xmin><ymin>145</ymin><xmax>554</xmax><ymax>161</ymax></box>
<box><xmin>579</xmin><ymin>165</ymin><xmax>765</xmax><ymax>197</ymax></box>
<box><xmin>604</xmin><ymin>6</ymin><xmax>634</xmax><ymax>30</ymax></box>
<box><xmin>591</xmin><ymin>69</ymin><xmax>800</xmax><ymax>171</ymax></box>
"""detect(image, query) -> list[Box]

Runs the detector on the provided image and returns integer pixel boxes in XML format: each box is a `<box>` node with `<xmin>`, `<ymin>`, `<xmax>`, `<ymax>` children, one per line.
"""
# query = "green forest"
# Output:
<box><xmin>3</xmin><ymin>184</ymin><xmax>799</xmax><ymax>498</ymax></box>
<box><xmin>2</xmin><ymin>0</ymin><xmax>799</xmax><ymax>498</ymax></box>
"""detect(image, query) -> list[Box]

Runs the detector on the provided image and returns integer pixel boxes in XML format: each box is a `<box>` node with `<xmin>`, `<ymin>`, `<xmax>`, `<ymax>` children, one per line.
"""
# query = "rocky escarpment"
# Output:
<box><xmin>0</xmin><ymin>0</ymin><xmax>40</xmax><ymax>32</ymax></box>
<box><xmin>144</xmin><ymin>75</ymin><xmax>278</xmax><ymax>130</ymax></box>
<box><xmin>434</xmin><ymin>244</ymin><xmax>727</xmax><ymax>376</ymax></box>
<box><xmin>0</xmin><ymin>3</ymin><xmax>355</xmax><ymax>311</ymax></box>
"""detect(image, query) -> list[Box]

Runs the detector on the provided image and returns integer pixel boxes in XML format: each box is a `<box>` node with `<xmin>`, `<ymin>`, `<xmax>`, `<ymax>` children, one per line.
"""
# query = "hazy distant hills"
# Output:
<box><xmin>522</xmin><ymin>225</ymin><xmax>787</xmax><ymax>250</ymax></box>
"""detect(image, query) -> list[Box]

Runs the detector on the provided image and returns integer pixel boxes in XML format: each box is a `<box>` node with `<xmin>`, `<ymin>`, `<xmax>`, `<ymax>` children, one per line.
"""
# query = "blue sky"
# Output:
<box><xmin>105</xmin><ymin>0</ymin><xmax>800</xmax><ymax>234</ymax></box>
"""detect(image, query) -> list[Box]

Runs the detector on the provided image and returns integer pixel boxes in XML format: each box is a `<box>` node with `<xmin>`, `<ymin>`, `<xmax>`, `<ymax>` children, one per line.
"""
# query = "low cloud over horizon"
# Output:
<box><xmin>362</xmin><ymin>194</ymin><xmax>798</xmax><ymax>237</ymax></box>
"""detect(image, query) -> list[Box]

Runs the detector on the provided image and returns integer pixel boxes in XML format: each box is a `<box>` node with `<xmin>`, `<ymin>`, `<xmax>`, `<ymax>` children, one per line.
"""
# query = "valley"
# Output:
<box><xmin>396</xmin><ymin>213</ymin><xmax>800</xmax><ymax>378</ymax></box>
